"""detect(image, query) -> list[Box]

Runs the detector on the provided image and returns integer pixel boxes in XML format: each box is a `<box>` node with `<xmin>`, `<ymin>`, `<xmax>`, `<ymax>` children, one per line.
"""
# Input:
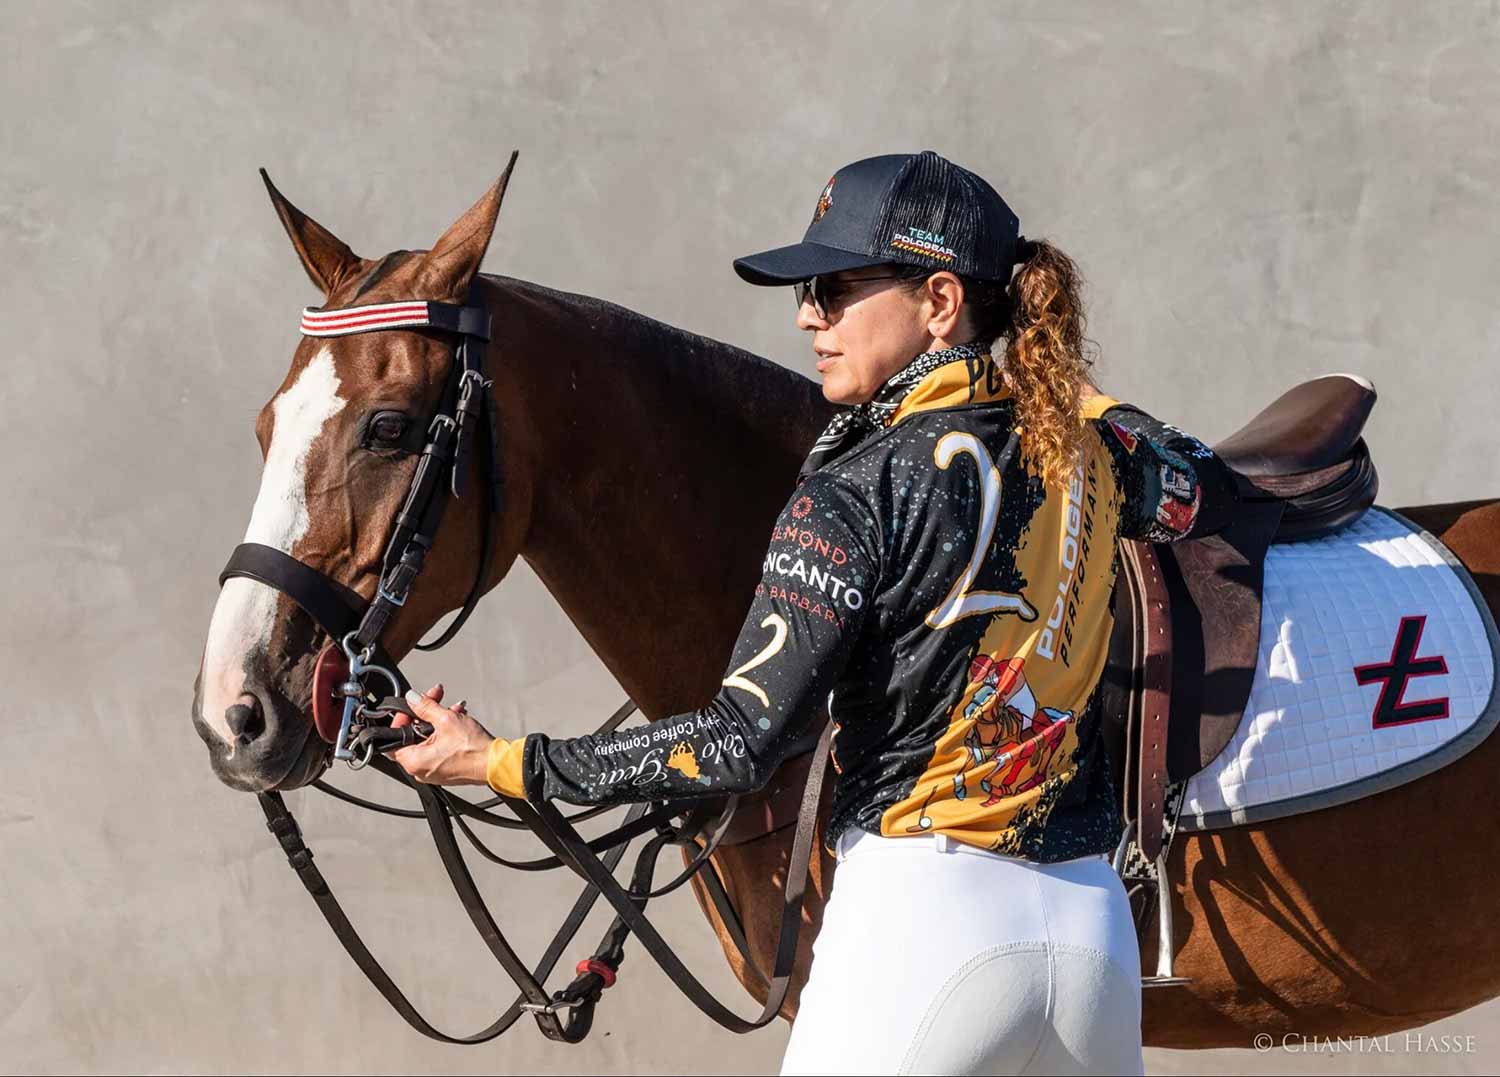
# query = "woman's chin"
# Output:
<box><xmin>820</xmin><ymin>372</ymin><xmax>859</xmax><ymax>405</ymax></box>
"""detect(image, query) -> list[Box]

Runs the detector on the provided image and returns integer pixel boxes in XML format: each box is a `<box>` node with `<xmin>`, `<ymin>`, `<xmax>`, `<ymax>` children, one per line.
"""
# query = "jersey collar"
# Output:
<box><xmin>798</xmin><ymin>341</ymin><xmax>1001</xmax><ymax>478</ymax></box>
<box><xmin>888</xmin><ymin>344</ymin><xmax>1012</xmax><ymax>425</ymax></box>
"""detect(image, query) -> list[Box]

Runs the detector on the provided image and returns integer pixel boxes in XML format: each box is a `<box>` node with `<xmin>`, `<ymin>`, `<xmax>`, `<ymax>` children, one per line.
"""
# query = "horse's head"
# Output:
<box><xmin>194</xmin><ymin>161</ymin><xmax>525</xmax><ymax>792</ymax></box>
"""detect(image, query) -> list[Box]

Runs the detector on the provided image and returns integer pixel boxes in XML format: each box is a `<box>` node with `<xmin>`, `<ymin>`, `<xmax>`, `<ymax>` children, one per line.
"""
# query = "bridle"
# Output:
<box><xmin>214</xmin><ymin>282</ymin><xmax>831</xmax><ymax>1044</ymax></box>
<box><xmin>221</xmin><ymin>289</ymin><xmax>502</xmax><ymax>762</ymax></box>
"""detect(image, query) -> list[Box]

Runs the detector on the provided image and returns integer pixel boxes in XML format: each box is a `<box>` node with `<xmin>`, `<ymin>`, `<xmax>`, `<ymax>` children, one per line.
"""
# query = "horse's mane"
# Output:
<box><xmin>480</xmin><ymin>272</ymin><xmax>831</xmax><ymax>457</ymax></box>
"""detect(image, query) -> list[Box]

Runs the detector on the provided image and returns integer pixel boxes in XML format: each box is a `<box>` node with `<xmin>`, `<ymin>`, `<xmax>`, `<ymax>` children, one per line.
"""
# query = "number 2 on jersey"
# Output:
<box><xmin>721</xmin><ymin>613</ymin><xmax>789</xmax><ymax>708</ymax></box>
<box><xmin>926</xmin><ymin>432</ymin><xmax>1038</xmax><ymax>630</ymax></box>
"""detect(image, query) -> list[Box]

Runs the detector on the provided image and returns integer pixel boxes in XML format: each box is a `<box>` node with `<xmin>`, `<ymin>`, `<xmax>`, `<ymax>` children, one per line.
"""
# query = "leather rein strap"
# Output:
<box><xmin>221</xmin><ymin>287</ymin><xmax>827</xmax><ymax>1044</ymax></box>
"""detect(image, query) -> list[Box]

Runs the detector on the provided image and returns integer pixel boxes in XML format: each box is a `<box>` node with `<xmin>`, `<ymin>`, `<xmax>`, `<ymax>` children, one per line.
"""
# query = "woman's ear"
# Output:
<box><xmin>924</xmin><ymin>272</ymin><xmax>967</xmax><ymax>340</ymax></box>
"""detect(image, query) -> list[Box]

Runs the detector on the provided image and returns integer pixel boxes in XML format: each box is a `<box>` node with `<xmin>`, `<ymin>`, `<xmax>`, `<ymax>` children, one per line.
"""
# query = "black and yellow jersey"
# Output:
<box><xmin>513</xmin><ymin>344</ymin><xmax>1237</xmax><ymax>861</ymax></box>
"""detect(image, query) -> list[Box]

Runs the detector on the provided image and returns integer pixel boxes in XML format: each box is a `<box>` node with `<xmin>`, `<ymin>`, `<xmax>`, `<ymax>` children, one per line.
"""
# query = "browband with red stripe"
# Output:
<box><xmin>301</xmin><ymin>300</ymin><xmax>491</xmax><ymax>340</ymax></box>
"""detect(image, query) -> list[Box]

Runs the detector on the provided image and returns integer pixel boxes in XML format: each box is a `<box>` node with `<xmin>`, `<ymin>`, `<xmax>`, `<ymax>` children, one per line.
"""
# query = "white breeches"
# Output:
<box><xmin>779</xmin><ymin>829</ymin><xmax>1144</xmax><ymax>1076</ymax></box>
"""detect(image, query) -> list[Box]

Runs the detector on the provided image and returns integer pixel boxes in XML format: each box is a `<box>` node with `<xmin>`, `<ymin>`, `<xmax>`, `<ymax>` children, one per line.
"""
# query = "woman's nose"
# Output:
<box><xmin>796</xmin><ymin>299</ymin><xmax>828</xmax><ymax>332</ymax></box>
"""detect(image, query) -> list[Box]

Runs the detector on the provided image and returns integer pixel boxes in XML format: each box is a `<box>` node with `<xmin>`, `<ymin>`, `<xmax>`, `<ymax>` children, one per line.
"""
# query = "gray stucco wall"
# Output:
<box><xmin>3</xmin><ymin>2</ymin><xmax>1498</xmax><ymax>1073</ymax></box>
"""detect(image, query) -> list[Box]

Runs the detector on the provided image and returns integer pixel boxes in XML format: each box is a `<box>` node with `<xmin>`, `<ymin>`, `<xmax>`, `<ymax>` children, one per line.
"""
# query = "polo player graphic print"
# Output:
<box><xmin>515</xmin><ymin>346</ymin><xmax>1237</xmax><ymax>861</ymax></box>
<box><xmin>945</xmin><ymin>656</ymin><xmax>1074</xmax><ymax>809</ymax></box>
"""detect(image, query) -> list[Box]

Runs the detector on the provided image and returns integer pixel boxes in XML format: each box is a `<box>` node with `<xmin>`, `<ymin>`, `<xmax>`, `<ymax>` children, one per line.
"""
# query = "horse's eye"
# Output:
<box><xmin>366</xmin><ymin>411</ymin><xmax>410</xmax><ymax>448</ymax></box>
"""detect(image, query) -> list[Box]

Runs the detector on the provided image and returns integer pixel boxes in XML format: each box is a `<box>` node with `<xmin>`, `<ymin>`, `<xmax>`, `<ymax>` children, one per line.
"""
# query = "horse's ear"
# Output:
<box><xmin>415</xmin><ymin>150</ymin><xmax>519</xmax><ymax>298</ymax></box>
<box><xmin>259</xmin><ymin>168</ymin><xmax>361</xmax><ymax>297</ymax></box>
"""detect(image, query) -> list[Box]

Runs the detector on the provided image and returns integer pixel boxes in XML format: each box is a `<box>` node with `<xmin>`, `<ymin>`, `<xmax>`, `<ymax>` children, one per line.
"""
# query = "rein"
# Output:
<box><xmin>218</xmin><ymin>286</ymin><xmax>829</xmax><ymax>1044</ymax></box>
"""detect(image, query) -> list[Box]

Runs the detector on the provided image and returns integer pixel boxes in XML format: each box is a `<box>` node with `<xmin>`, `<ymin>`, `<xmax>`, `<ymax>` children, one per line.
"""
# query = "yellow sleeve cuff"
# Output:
<box><xmin>486</xmin><ymin>736</ymin><xmax>528</xmax><ymax>798</ymax></box>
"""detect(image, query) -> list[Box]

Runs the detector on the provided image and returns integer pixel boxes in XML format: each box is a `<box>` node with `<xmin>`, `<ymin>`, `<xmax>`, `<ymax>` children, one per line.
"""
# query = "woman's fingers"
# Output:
<box><xmin>388</xmin><ymin>685</ymin><xmax>494</xmax><ymax>787</ymax></box>
<box><xmin>395</xmin><ymin>683</ymin><xmax>445</xmax><ymax>728</ymax></box>
<box><xmin>404</xmin><ymin>684</ymin><xmax>450</xmax><ymax>725</ymax></box>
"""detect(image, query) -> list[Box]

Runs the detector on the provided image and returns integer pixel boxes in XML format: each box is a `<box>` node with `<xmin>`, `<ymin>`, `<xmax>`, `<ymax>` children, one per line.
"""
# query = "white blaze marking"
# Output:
<box><xmin>200</xmin><ymin>349</ymin><xmax>345</xmax><ymax>746</ymax></box>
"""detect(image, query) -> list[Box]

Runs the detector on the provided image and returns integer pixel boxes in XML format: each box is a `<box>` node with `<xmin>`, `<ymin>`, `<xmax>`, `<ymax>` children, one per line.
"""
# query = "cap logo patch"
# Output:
<box><xmin>812</xmin><ymin>176</ymin><xmax>835</xmax><ymax>224</ymax></box>
<box><xmin>890</xmin><ymin>225</ymin><xmax>956</xmax><ymax>263</ymax></box>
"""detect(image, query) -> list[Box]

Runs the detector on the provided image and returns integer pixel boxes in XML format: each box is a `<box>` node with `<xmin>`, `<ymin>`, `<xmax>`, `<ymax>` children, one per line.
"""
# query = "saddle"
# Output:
<box><xmin>1098</xmin><ymin>373</ymin><xmax>1379</xmax><ymax>863</ymax></box>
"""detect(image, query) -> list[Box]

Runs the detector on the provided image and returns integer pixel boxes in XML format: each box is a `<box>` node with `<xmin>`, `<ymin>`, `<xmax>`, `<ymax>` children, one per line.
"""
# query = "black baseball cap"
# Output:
<box><xmin>733</xmin><ymin>151</ymin><xmax>1024</xmax><ymax>286</ymax></box>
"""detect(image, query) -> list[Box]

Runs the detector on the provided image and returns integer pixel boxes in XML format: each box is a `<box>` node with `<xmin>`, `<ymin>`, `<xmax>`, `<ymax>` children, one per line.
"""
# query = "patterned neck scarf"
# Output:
<box><xmin>798</xmin><ymin>341</ymin><xmax>991</xmax><ymax>479</ymax></box>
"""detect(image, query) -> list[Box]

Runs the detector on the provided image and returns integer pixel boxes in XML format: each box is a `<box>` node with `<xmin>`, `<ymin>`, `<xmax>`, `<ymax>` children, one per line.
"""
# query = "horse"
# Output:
<box><xmin>192</xmin><ymin>166</ymin><xmax>1500</xmax><ymax>1049</ymax></box>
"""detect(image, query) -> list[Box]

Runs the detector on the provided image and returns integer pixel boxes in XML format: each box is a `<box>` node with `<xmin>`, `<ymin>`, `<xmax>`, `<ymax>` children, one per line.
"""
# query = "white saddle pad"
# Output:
<box><xmin>1178</xmin><ymin>506</ymin><xmax>1500</xmax><ymax>830</ymax></box>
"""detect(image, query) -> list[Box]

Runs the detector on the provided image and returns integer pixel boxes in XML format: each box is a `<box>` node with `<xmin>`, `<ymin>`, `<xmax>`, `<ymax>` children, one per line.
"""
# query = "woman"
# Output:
<box><xmin>392</xmin><ymin>151</ymin><xmax>1239</xmax><ymax>1074</ymax></box>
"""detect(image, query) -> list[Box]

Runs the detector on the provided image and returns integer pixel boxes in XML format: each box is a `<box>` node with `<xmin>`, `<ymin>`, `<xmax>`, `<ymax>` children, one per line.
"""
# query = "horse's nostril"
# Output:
<box><xmin>226</xmin><ymin>695</ymin><xmax>265</xmax><ymax>744</ymax></box>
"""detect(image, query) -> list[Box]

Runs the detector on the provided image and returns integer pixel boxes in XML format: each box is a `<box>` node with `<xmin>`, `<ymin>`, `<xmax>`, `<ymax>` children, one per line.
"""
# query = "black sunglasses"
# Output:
<box><xmin>793</xmin><ymin>271</ymin><xmax>913</xmax><ymax>319</ymax></box>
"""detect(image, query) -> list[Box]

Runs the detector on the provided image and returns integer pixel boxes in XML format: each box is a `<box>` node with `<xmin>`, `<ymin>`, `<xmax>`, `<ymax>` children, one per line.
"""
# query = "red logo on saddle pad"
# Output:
<box><xmin>1353</xmin><ymin>615</ymin><xmax>1450</xmax><ymax>729</ymax></box>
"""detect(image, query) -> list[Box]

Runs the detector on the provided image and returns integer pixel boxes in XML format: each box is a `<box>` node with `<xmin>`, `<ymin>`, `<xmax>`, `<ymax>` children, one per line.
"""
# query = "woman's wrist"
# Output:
<box><xmin>485</xmin><ymin>734</ymin><xmax>529</xmax><ymax>797</ymax></box>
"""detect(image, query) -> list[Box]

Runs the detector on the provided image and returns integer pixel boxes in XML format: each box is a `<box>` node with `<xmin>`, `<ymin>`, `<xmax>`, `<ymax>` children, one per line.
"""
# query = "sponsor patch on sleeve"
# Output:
<box><xmin>1159</xmin><ymin>463</ymin><xmax>1194</xmax><ymax>501</ymax></box>
<box><xmin>1153</xmin><ymin>483</ymin><xmax>1201</xmax><ymax>537</ymax></box>
<box><xmin>1107</xmin><ymin>419</ymin><xmax>1138</xmax><ymax>453</ymax></box>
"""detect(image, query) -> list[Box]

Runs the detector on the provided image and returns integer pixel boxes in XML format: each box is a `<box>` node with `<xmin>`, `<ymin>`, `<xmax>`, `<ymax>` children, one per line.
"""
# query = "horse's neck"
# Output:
<box><xmin>485</xmin><ymin>275</ymin><xmax>832</xmax><ymax>718</ymax></box>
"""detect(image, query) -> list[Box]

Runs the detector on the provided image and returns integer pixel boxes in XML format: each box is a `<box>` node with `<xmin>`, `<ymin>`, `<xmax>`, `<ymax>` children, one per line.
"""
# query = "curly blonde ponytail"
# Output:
<box><xmin>890</xmin><ymin>240</ymin><xmax>1099</xmax><ymax>490</ymax></box>
<box><xmin>995</xmin><ymin>239</ymin><xmax>1098</xmax><ymax>491</ymax></box>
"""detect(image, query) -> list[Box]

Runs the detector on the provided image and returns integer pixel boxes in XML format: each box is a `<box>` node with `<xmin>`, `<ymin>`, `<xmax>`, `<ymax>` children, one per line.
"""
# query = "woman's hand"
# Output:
<box><xmin>391</xmin><ymin>683</ymin><xmax>495</xmax><ymax>786</ymax></box>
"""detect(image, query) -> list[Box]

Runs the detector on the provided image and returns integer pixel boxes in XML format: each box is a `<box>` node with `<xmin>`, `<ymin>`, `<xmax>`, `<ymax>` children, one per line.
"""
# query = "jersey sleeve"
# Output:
<box><xmin>517</xmin><ymin>472</ymin><xmax>883</xmax><ymax>806</ymax></box>
<box><xmin>1091</xmin><ymin>401</ymin><xmax>1239</xmax><ymax>543</ymax></box>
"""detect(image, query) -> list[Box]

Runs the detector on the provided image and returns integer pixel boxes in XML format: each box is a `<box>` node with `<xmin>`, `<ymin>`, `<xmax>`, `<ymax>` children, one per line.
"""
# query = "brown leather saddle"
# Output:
<box><xmin>1098</xmin><ymin>373</ymin><xmax>1379</xmax><ymax>862</ymax></box>
<box><xmin>721</xmin><ymin>374</ymin><xmax>1379</xmax><ymax>860</ymax></box>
